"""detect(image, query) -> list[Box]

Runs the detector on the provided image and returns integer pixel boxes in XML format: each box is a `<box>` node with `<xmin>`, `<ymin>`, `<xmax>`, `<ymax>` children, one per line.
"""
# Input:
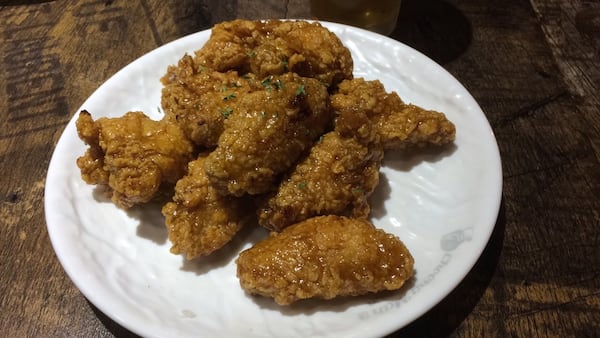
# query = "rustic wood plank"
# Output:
<box><xmin>0</xmin><ymin>4</ymin><xmax>85</xmax><ymax>336</ymax></box>
<box><xmin>141</xmin><ymin>0</ymin><xmax>212</xmax><ymax>44</ymax></box>
<box><xmin>390</xmin><ymin>0</ymin><xmax>600</xmax><ymax>336</ymax></box>
<box><xmin>530</xmin><ymin>0</ymin><xmax>600</xmax><ymax>99</ymax></box>
<box><xmin>0</xmin><ymin>1</ymin><xmax>172</xmax><ymax>337</ymax></box>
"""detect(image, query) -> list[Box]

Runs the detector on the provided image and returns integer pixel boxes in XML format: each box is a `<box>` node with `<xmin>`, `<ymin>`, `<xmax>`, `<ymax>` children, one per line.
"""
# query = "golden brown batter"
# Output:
<box><xmin>237</xmin><ymin>215</ymin><xmax>414</xmax><ymax>305</ymax></box>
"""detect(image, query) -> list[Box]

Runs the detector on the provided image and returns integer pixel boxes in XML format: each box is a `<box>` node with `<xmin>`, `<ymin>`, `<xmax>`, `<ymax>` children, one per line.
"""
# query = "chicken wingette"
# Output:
<box><xmin>237</xmin><ymin>215</ymin><xmax>414</xmax><ymax>305</ymax></box>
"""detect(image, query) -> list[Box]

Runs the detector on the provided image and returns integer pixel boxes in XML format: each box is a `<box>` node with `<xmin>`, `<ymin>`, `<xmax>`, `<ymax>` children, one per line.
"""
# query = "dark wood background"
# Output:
<box><xmin>1</xmin><ymin>0</ymin><xmax>598</xmax><ymax>336</ymax></box>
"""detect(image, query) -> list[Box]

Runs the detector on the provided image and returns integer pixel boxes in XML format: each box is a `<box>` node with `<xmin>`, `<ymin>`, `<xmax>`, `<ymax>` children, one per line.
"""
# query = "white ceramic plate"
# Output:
<box><xmin>45</xmin><ymin>22</ymin><xmax>502</xmax><ymax>338</ymax></box>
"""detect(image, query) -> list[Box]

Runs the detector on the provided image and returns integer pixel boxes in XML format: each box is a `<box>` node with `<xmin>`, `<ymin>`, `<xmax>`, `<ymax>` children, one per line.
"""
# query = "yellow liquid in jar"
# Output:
<box><xmin>310</xmin><ymin>0</ymin><xmax>402</xmax><ymax>35</ymax></box>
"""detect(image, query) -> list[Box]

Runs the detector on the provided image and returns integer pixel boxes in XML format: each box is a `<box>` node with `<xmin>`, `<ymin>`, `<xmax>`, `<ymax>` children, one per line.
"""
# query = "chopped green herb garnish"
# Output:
<box><xmin>352</xmin><ymin>187</ymin><xmax>365</xmax><ymax>194</ymax></box>
<box><xmin>261</xmin><ymin>77</ymin><xmax>273</xmax><ymax>89</ymax></box>
<box><xmin>262</xmin><ymin>76</ymin><xmax>285</xmax><ymax>90</ymax></box>
<box><xmin>223</xmin><ymin>93</ymin><xmax>237</xmax><ymax>101</ymax></box>
<box><xmin>297</xmin><ymin>182</ymin><xmax>307</xmax><ymax>189</ymax></box>
<box><xmin>247</xmin><ymin>50</ymin><xmax>256</xmax><ymax>58</ymax></box>
<box><xmin>220</xmin><ymin>107</ymin><xmax>233</xmax><ymax>118</ymax></box>
<box><xmin>274</xmin><ymin>79</ymin><xmax>285</xmax><ymax>90</ymax></box>
<box><xmin>295</xmin><ymin>84</ymin><xmax>306</xmax><ymax>96</ymax></box>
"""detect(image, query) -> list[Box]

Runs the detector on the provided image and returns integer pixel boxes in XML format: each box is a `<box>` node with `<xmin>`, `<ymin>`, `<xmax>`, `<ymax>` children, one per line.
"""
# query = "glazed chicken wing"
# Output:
<box><xmin>205</xmin><ymin>73</ymin><xmax>332</xmax><ymax>196</ymax></box>
<box><xmin>76</xmin><ymin>110</ymin><xmax>195</xmax><ymax>209</ymax></box>
<box><xmin>332</xmin><ymin>78</ymin><xmax>456</xmax><ymax>150</ymax></box>
<box><xmin>161</xmin><ymin>155</ymin><xmax>252</xmax><ymax>259</ymax></box>
<box><xmin>163</xmin><ymin>19</ymin><xmax>353</xmax><ymax>88</ymax></box>
<box><xmin>161</xmin><ymin>57</ymin><xmax>261</xmax><ymax>148</ymax></box>
<box><xmin>377</xmin><ymin>103</ymin><xmax>457</xmax><ymax>150</ymax></box>
<box><xmin>257</xmin><ymin>107</ymin><xmax>383</xmax><ymax>232</ymax></box>
<box><xmin>236</xmin><ymin>215</ymin><xmax>414</xmax><ymax>305</ymax></box>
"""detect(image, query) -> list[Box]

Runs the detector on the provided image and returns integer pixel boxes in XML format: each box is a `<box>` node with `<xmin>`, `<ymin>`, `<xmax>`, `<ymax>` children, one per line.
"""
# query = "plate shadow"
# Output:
<box><xmin>383</xmin><ymin>143</ymin><xmax>458</xmax><ymax>173</ymax></box>
<box><xmin>180</xmin><ymin>220</ymin><xmax>268</xmax><ymax>276</ymax></box>
<box><xmin>390</xmin><ymin>0</ymin><xmax>473</xmax><ymax>65</ymax></box>
<box><xmin>386</xmin><ymin>198</ymin><xmax>506</xmax><ymax>337</ymax></box>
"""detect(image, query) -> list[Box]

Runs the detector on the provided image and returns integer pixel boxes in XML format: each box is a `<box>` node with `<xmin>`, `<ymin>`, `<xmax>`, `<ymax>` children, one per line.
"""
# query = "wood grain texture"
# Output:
<box><xmin>0</xmin><ymin>0</ymin><xmax>598</xmax><ymax>337</ymax></box>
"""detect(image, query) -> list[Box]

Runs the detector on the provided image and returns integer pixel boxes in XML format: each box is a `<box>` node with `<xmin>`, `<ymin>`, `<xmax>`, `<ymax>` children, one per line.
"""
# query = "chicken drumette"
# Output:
<box><xmin>332</xmin><ymin>78</ymin><xmax>456</xmax><ymax>150</ymax></box>
<box><xmin>168</xmin><ymin>19</ymin><xmax>353</xmax><ymax>87</ymax></box>
<box><xmin>76</xmin><ymin>110</ymin><xmax>195</xmax><ymax>209</ymax></box>
<box><xmin>204</xmin><ymin>73</ymin><xmax>332</xmax><ymax>196</ymax></box>
<box><xmin>257</xmin><ymin>102</ymin><xmax>383</xmax><ymax>232</ymax></box>
<box><xmin>162</xmin><ymin>155</ymin><xmax>253</xmax><ymax>259</ymax></box>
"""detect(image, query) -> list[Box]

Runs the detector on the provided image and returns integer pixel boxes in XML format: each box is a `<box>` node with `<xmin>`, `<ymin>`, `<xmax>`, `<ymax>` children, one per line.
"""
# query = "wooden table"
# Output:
<box><xmin>1</xmin><ymin>0</ymin><xmax>598</xmax><ymax>336</ymax></box>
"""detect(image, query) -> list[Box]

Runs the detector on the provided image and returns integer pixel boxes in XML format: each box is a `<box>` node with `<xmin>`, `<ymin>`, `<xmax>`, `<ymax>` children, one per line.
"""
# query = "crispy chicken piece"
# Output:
<box><xmin>377</xmin><ymin>104</ymin><xmax>457</xmax><ymax>150</ymax></box>
<box><xmin>76</xmin><ymin>112</ymin><xmax>108</xmax><ymax>186</ymax></box>
<box><xmin>274</xmin><ymin>20</ymin><xmax>353</xmax><ymax>87</ymax></box>
<box><xmin>163</xmin><ymin>19</ymin><xmax>353</xmax><ymax>88</ymax></box>
<box><xmin>257</xmin><ymin>106</ymin><xmax>383</xmax><ymax>232</ymax></box>
<box><xmin>236</xmin><ymin>215</ymin><xmax>414</xmax><ymax>305</ymax></box>
<box><xmin>162</xmin><ymin>155</ymin><xmax>252</xmax><ymax>259</ymax></box>
<box><xmin>331</xmin><ymin>78</ymin><xmax>456</xmax><ymax>150</ymax></box>
<box><xmin>76</xmin><ymin>110</ymin><xmax>195</xmax><ymax>209</ymax></box>
<box><xmin>205</xmin><ymin>73</ymin><xmax>332</xmax><ymax>196</ymax></box>
<box><xmin>161</xmin><ymin>57</ymin><xmax>262</xmax><ymax>148</ymax></box>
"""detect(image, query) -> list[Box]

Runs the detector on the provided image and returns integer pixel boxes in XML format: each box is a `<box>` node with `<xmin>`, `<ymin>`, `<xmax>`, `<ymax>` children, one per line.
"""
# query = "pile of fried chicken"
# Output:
<box><xmin>76</xmin><ymin>20</ymin><xmax>455</xmax><ymax>305</ymax></box>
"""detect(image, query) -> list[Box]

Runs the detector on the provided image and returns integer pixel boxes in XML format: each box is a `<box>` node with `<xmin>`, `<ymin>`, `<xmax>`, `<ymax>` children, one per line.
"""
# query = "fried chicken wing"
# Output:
<box><xmin>161</xmin><ymin>60</ymin><xmax>260</xmax><ymax>148</ymax></box>
<box><xmin>76</xmin><ymin>112</ymin><xmax>108</xmax><ymax>186</ymax></box>
<box><xmin>257</xmin><ymin>107</ymin><xmax>383</xmax><ymax>231</ymax></box>
<box><xmin>161</xmin><ymin>155</ymin><xmax>252</xmax><ymax>259</ymax></box>
<box><xmin>76</xmin><ymin>110</ymin><xmax>195</xmax><ymax>209</ymax></box>
<box><xmin>271</xmin><ymin>20</ymin><xmax>353</xmax><ymax>86</ymax></box>
<box><xmin>164</xmin><ymin>19</ymin><xmax>353</xmax><ymax>88</ymax></box>
<box><xmin>332</xmin><ymin>78</ymin><xmax>456</xmax><ymax>150</ymax></box>
<box><xmin>205</xmin><ymin>73</ymin><xmax>332</xmax><ymax>196</ymax></box>
<box><xmin>236</xmin><ymin>215</ymin><xmax>414</xmax><ymax>305</ymax></box>
<box><xmin>377</xmin><ymin>104</ymin><xmax>457</xmax><ymax>150</ymax></box>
